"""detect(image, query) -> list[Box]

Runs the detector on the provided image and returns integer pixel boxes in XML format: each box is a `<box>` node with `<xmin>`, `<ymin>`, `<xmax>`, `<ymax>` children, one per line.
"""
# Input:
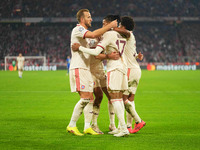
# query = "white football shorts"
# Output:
<box><xmin>18</xmin><ymin>64</ymin><xmax>24</xmax><ymax>70</ymax></box>
<box><xmin>70</xmin><ymin>68</ymin><xmax>93</xmax><ymax>93</ymax></box>
<box><xmin>107</xmin><ymin>69</ymin><xmax>128</xmax><ymax>92</ymax></box>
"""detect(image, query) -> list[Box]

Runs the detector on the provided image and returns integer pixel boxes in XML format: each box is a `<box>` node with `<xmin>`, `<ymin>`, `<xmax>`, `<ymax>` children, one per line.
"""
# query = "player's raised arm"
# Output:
<box><xmin>85</xmin><ymin>20</ymin><xmax>118</xmax><ymax>38</ymax></box>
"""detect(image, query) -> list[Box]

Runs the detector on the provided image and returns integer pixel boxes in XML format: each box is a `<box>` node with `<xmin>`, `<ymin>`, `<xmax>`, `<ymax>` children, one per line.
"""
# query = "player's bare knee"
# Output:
<box><xmin>123</xmin><ymin>94</ymin><xmax>129</xmax><ymax>101</ymax></box>
<box><xmin>96</xmin><ymin>93</ymin><xmax>103</xmax><ymax>101</ymax></box>
<box><xmin>94</xmin><ymin>87</ymin><xmax>103</xmax><ymax>98</ymax></box>
<box><xmin>93</xmin><ymin>97</ymin><xmax>103</xmax><ymax>107</ymax></box>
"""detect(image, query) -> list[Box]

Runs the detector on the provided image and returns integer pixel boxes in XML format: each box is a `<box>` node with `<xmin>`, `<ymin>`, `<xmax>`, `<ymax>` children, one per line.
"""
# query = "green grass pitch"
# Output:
<box><xmin>0</xmin><ymin>70</ymin><xmax>200</xmax><ymax>150</ymax></box>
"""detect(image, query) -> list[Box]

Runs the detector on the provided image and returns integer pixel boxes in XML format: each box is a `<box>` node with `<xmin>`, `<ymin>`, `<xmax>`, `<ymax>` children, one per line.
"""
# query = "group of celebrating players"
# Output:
<box><xmin>67</xmin><ymin>9</ymin><xmax>146</xmax><ymax>137</ymax></box>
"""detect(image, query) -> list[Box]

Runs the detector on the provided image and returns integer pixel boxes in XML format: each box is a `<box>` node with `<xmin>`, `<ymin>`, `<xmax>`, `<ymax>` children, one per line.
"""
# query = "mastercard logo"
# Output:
<box><xmin>147</xmin><ymin>64</ymin><xmax>156</xmax><ymax>71</ymax></box>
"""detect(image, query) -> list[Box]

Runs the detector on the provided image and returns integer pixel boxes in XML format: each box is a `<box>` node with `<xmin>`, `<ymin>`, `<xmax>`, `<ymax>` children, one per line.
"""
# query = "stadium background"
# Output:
<box><xmin>0</xmin><ymin>0</ymin><xmax>200</xmax><ymax>70</ymax></box>
<box><xmin>0</xmin><ymin>1</ymin><xmax>200</xmax><ymax>150</ymax></box>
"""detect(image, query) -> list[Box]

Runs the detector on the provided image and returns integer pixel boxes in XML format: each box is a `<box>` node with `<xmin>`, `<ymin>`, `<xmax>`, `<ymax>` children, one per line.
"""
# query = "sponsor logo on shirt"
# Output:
<box><xmin>81</xmin><ymin>85</ymin><xmax>85</xmax><ymax>89</ymax></box>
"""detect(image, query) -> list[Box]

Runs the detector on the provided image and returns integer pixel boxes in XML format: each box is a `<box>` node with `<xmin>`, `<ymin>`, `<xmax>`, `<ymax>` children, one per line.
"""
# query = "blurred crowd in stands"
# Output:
<box><xmin>135</xmin><ymin>22</ymin><xmax>200</xmax><ymax>63</ymax></box>
<box><xmin>1</xmin><ymin>22</ymin><xmax>199</xmax><ymax>65</ymax></box>
<box><xmin>0</xmin><ymin>0</ymin><xmax>200</xmax><ymax>65</ymax></box>
<box><xmin>0</xmin><ymin>0</ymin><xmax>200</xmax><ymax>17</ymax></box>
<box><xmin>0</xmin><ymin>23</ymin><xmax>72</xmax><ymax>65</ymax></box>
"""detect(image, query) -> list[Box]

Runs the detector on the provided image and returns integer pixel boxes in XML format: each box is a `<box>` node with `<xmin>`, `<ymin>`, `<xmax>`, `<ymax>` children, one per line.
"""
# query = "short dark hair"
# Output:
<box><xmin>76</xmin><ymin>9</ymin><xmax>89</xmax><ymax>22</ymax></box>
<box><xmin>104</xmin><ymin>14</ymin><xmax>121</xmax><ymax>23</ymax></box>
<box><xmin>121</xmin><ymin>16</ymin><xmax>135</xmax><ymax>31</ymax></box>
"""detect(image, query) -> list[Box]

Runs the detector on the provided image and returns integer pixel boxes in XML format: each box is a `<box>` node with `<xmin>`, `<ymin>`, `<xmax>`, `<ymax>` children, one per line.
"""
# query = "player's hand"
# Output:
<box><xmin>138</xmin><ymin>52</ymin><xmax>144</xmax><ymax>60</ymax></box>
<box><xmin>108</xmin><ymin>52</ymin><xmax>120</xmax><ymax>60</ymax></box>
<box><xmin>109</xmin><ymin>20</ymin><xmax>118</xmax><ymax>28</ymax></box>
<box><xmin>71</xmin><ymin>43</ymin><xmax>80</xmax><ymax>51</ymax></box>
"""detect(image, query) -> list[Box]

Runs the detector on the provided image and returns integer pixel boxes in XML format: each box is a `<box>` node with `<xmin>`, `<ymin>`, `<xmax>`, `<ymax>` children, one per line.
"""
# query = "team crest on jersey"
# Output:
<box><xmin>79</xmin><ymin>27</ymin><xmax>84</xmax><ymax>32</ymax></box>
<box><xmin>81</xmin><ymin>85</ymin><xmax>85</xmax><ymax>89</ymax></box>
<box><xmin>89</xmin><ymin>39</ymin><xmax>97</xmax><ymax>48</ymax></box>
<box><xmin>90</xmin><ymin>39</ymin><xmax>96</xmax><ymax>45</ymax></box>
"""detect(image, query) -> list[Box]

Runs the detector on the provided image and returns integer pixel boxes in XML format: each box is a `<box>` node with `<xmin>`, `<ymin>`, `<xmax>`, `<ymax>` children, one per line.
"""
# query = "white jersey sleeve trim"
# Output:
<box><xmin>96</xmin><ymin>45</ymin><xmax>105</xmax><ymax>50</ymax></box>
<box><xmin>83</xmin><ymin>30</ymin><xmax>89</xmax><ymax>39</ymax></box>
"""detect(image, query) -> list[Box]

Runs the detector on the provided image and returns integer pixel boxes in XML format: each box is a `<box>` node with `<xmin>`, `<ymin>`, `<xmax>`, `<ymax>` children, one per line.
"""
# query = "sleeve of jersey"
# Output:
<box><xmin>79</xmin><ymin>46</ymin><xmax>103</xmax><ymax>56</ymax></box>
<box><xmin>75</xmin><ymin>26</ymin><xmax>89</xmax><ymax>39</ymax></box>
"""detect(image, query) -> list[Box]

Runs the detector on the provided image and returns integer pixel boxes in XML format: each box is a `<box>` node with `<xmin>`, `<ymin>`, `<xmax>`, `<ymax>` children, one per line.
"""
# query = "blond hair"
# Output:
<box><xmin>76</xmin><ymin>9</ymin><xmax>89</xmax><ymax>22</ymax></box>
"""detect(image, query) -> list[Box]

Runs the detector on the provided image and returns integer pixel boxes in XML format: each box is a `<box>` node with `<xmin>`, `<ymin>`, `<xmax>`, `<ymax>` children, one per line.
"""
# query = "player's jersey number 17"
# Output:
<box><xmin>116</xmin><ymin>39</ymin><xmax>126</xmax><ymax>56</ymax></box>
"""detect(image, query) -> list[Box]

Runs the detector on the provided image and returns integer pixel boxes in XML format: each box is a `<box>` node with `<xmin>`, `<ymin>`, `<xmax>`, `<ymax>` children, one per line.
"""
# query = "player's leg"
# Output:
<box><xmin>128</xmin><ymin>93</ymin><xmax>141</xmax><ymax>123</ymax></box>
<box><xmin>102</xmin><ymin>86</ymin><xmax>116</xmax><ymax>131</ymax></box>
<box><xmin>122</xmin><ymin>68</ymin><xmax>140</xmax><ymax>125</ymax></box>
<box><xmin>91</xmin><ymin>87</ymin><xmax>104</xmax><ymax>134</ymax></box>
<box><xmin>99</xmin><ymin>73</ymin><xmax>116</xmax><ymax>130</ymax></box>
<box><xmin>67</xmin><ymin>91</ymin><xmax>91</xmax><ymax>136</ymax></box>
<box><xmin>93</xmin><ymin>87</ymin><xmax>103</xmax><ymax>108</ymax></box>
<box><xmin>107</xmin><ymin>70</ymin><xmax>129</xmax><ymax>137</ymax></box>
<box><xmin>18</xmin><ymin>68</ymin><xmax>21</xmax><ymax>77</ymax></box>
<box><xmin>21</xmin><ymin>68</ymin><xmax>23</xmax><ymax>77</ymax></box>
<box><xmin>123</xmin><ymin>94</ymin><xmax>133</xmax><ymax>132</ymax></box>
<box><xmin>18</xmin><ymin>65</ymin><xmax>22</xmax><ymax>78</ymax></box>
<box><xmin>124</xmin><ymin>68</ymin><xmax>145</xmax><ymax>133</ymax></box>
<box><xmin>67</xmin><ymin>92</ymin><xmax>90</xmax><ymax>126</ymax></box>
<box><xmin>67</xmin><ymin>69</ymin><xmax>98</xmax><ymax>135</ymax></box>
<box><xmin>83</xmin><ymin>92</ymin><xmax>98</xmax><ymax>135</ymax></box>
<box><xmin>120</xmin><ymin>72</ymin><xmax>140</xmax><ymax>126</ymax></box>
<box><xmin>109</xmin><ymin>92</ymin><xmax>129</xmax><ymax>137</ymax></box>
<box><xmin>66</xmin><ymin>64</ymin><xmax>70</xmax><ymax>75</ymax></box>
<box><xmin>81</xmin><ymin>70</ymin><xmax>99</xmax><ymax>135</ymax></box>
<box><xmin>128</xmin><ymin>94</ymin><xmax>146</xmax><ymax>133</ymax></box>
<box><xmin>90</xmin><ymin>73</ymin><xmax>104</xmax><ymax>134</ymax></box>
<box><xmin>123</xmin><ymin>92</ymin><xmax>139</xmax><ymax>126</ymax></box>
<box><xmin>108</xmin><ymin>91</ymin><xmax>122</xmax><ymax>135</ymax></box>
<box><xmin>67</xmin><ymin>64</ymin><xmax>70</xmax><ymax>74</ymax></box>
<box><xmin>124</xmin><ymin>93</ymin><xmax>141</xmax><ymax>132</ymax></box>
